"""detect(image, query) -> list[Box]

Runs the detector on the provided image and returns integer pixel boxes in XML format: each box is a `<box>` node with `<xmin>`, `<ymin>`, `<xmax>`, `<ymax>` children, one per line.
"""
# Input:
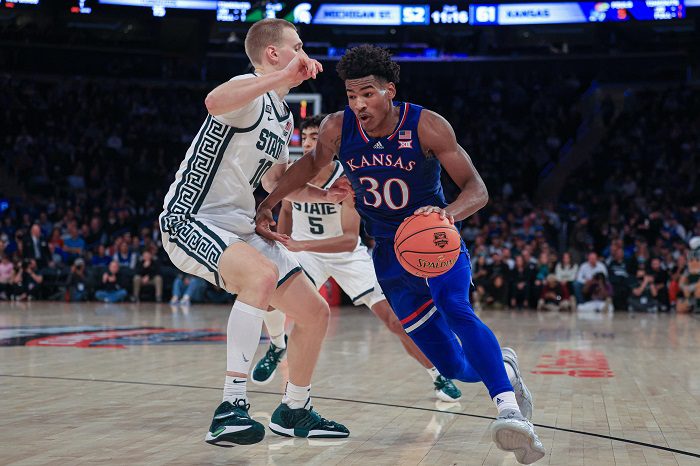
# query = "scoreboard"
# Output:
<box><xmin>215</xmin><ymin>1</ymin><xmax>684</xmax><ymax>24</ymax></box>
<box><xmin>3</xmin><ymin>1</ymin><xmax>689</xmax><ymax>24</ymax></box>
<box><xmin>469</xmin><ymin>0</ymin><xmax>684</xmax><ymax>25</ymax></box>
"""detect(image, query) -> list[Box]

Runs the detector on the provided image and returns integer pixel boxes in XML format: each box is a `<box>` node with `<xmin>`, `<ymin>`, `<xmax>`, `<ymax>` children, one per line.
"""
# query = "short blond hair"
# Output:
<box><xmin>244</xmin><ymin>18</ymin><xmax>297</xmax><ymax>65</ymax></box>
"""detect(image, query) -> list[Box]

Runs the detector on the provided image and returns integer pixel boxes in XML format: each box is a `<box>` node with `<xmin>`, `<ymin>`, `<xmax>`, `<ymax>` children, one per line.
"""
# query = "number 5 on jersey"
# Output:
<box><xmin>308</xmin><ymin>216</ymin><xmax>324</xmax><ymax>234</ymax></box>
<box><xmin>359</xmin><ymin>177</ymin><xmax>409</xmax><ymax>210</ymax></box>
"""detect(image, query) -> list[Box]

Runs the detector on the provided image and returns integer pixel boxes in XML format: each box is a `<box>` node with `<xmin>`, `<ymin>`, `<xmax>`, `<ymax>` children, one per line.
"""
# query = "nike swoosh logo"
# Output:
<box><xmin>267</xmin><ymin>116</ymin><xmax>274</xmax><ymax>121</ymax></box>
<box><xmin>232</xmin><ymin>379</ymin><xmax>246</xmax><ymax>384</ymax></box>
<box><xmin>242</xmin><ymin>353</ymin><xmax>249</xmax><ymax>362</ymax></box>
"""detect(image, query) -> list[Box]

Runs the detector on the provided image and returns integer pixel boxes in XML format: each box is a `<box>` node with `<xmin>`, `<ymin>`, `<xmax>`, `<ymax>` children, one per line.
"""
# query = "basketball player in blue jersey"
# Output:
<box><xmin>251</xmin><ymin>115</ymin><xmax>462</xmax><ymax>402</ymax></box>
<box><xmin>256</xmin><ymin>45</ymin><xmax>545</xmax><ymax>464</ymax></box>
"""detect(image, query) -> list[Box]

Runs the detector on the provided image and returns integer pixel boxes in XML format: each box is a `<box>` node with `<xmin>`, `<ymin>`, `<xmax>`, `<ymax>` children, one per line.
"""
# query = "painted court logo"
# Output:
<box><xmin>0</xmin><ymin>326</ymin><xmax>226</xmax><ymax>349</ymax></box>
<box><xmin>532</xmin><ymin>349</ymin><xmax>614</xmax><ymax>378</ymax></box>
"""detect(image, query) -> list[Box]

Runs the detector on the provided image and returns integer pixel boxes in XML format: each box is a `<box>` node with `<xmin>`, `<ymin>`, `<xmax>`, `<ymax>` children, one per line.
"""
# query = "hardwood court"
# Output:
<box><xmin>2</xmin><ymin>301</ymin><xmax>700</xmax><ymax>465</ymax></box>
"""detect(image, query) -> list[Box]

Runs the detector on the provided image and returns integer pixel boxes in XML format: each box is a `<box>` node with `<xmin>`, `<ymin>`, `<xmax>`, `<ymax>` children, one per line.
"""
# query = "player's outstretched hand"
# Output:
<box><xmin>326</xmin><ymin>176</ymin><xmax>353</xmax><ymax>204</ymax></box>
<box><xmin>255</xmin><ymin>204</ymin><xmax>290</xmax><ymax>243</ymax></box>
<box><xmin>284</xmin><ymin>52</ymin><xmax>323</xmax><ymax>88</ymax></box>
<box><xmin>414</xmin><ymin>206</ymin><xmax>455</xmax><ymax>225</ymax></box>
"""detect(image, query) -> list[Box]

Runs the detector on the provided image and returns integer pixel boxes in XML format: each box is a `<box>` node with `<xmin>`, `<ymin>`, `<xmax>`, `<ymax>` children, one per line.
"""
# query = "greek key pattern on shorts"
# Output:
<box><xmin>167</xmin><ymin>115</ymin><xmax>233</xmax><ymax>216</ymax></box>
<box><xmin>161</xmin><ymin>216</ymin><xmax>225</xmax><ymax>286</ymax></box>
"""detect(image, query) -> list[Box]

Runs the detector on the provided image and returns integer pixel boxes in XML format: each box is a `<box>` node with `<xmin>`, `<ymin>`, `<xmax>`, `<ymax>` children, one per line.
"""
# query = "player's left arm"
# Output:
<box><xmin>277</xmin><ymin>200</ymin><xmax>294</xmax><ymax>237</ymax></box>
<box><xmin>261</xmin><ymin>164</ymin><xmax>332</xmax><ymax>203</ymax></box>
<box><xmin>417</xmin><ymin>110</ymin><xmax>489</xmax><ymax>222</ymax></box>
<box><xmin>286</xmin><ymin>196</ymin><xmax>360</xmax><ymax>253</ymax></box>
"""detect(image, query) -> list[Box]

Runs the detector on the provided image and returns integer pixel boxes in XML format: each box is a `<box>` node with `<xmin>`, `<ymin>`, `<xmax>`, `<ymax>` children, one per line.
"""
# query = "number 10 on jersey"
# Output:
<box><xmin>250</xmin><ymin>158</ymin><xmax>273</xmax><ymax>189</ymax></box>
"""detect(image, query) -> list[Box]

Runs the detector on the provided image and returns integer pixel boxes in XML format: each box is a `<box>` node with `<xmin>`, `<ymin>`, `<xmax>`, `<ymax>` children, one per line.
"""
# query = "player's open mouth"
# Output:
<box><xmin>359</xmin><ymin>114</ymin><xmax>371</xmax><ymax>123</ymax></box>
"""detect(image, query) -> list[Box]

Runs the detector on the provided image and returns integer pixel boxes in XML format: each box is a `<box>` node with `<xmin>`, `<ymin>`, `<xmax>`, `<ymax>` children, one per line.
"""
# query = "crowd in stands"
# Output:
<box><xmin>466</xmin><ymin>85</ymin><xmax>700</xmax><ymax>313</ymax></box>
<box><xmin>1</xmin><ymin>72</ymin><xmax>698</xmax><ymax>312</ymax></box>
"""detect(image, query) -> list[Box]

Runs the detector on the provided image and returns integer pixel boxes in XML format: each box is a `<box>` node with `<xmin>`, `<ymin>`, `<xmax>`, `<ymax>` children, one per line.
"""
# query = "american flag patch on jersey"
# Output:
<box><xmin>283</xmin><ymin>120</ymin><xmax>292</xmax><ymax>136</ymax></box>
<box><xmin>399</xmin><ymin>130</ymin><xmax>412</xmax><ymax>140</ymax></box>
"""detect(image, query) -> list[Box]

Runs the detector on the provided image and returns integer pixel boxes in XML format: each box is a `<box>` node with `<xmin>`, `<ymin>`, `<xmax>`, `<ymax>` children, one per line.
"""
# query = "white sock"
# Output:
<box><xmin>504</xmin><ymin>362</ymin><xmax>517</xmax><ymax>384</ymax></box>
<box><xmin>223</xmin><ymin>301</ymin><xmax>265</xmax><ymax>403</ymax></box>
<box><xmin>283</xmin><ymin>382</ymin><xmax>311</xmax><ymax>409</ymax></box>
<box><xmin>264</xmin><ymin>309</ymin><xmax>287</xmax><ymax>349</ymax></box>
<box><xmin>493</xmin><ymin>391</ymin><xmax>520</xmax><ymax>414</ymax></box>
<box><xmin>223</xmin><ymin>376</ymin><xmax>247</xmax><ymax>403</ymax></box>
<box><xmin>427</xmin><ymin>367</ymin><xmax>440</xmax><ymax>382</ymax></box>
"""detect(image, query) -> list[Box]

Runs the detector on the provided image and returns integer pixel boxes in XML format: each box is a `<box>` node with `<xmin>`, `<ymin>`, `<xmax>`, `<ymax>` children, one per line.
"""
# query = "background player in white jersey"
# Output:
<box><xmin>251</xmin><ymin>115</ymin><xmax>462</xmax><ymax>402</ymax></box>
<box><xmin>159</xmin><ymin>19</ymin><xmax>351</xmax><ymax>446</ymax></box>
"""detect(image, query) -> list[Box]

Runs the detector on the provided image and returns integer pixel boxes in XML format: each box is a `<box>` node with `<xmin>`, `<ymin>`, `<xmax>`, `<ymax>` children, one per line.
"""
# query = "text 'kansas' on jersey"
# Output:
<box><xmin>338</xmin><ymin>102</ymin><xmax>447</xmax><ymax>240</ymax></box>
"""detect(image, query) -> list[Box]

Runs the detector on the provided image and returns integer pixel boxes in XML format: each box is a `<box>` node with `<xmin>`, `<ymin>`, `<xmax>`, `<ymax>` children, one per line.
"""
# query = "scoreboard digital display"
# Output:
<box><xmin>469</xmin><ymin>0</ymin><xmax>684</xmax><ymax>25</ymax></box>
<box><xmin>214</xmin><ymin>1</ymin><xmax>683</xmax><ymax>24</ymax></box>
<box><xmin>99</xmin><ymin>0</ymin><xmax>217</xmax><ymax>10</ymax></box>
<box><xmin>31</xmin><ymin>0</ymin><xmax>687</xmax><ymax>23</ymax></box>
<box><xmin>2</xmin><ymin>0</ymin><xmax>40</xmax><ymax>7</ymax></box>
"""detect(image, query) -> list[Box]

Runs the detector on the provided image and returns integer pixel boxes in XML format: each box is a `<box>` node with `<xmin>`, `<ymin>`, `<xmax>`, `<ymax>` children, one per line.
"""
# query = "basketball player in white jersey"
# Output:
<box><xmin>251</xmin><ymin>115</ymin><xmax>463</xmax><ymax>402</ymax></box>
<box><xmin>159</xmin><ymin>19</ymin><xmax>351</xmax><ymax>446</ymax></box>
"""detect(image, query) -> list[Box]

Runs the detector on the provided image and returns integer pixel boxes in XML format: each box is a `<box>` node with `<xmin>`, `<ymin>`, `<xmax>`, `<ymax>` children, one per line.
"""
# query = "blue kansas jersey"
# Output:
<box><xmin>337</xmin><ymin>103</ymin><xmax>512</xmax><ymax>399</ymax></box>
<box><xmin>338</xmin><ymin>102</ymin><xmax>447</xmax><ymax>239</ymax></box>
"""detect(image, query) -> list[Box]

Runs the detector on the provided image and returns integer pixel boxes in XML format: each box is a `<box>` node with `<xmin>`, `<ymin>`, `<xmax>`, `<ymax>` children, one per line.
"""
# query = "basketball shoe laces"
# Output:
<box><xmin>293</xmin><ymin>406</ymin><xmax>346</xmax><ymax>431</ymax></box>
<box><xmin>260</xmin><ymin>344</ymin><xmax>285</xmax><ymax>370</ymax></box>
<box><xmin>218</xmin><ymin>398</ymin><xmax>251</xmax><ymax>418</ymax></box>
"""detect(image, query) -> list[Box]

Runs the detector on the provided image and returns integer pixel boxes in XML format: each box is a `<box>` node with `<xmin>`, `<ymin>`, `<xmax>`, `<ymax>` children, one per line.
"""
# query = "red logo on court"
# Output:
<box><xmin>531</xmin><ymin>349</ymin><xmax>614</xmax><ymax>378</ymax></box>
<box><xmin>0</xmin><ymin>326</ymin><xmax>226</xmax><ymax>348</ymax></box>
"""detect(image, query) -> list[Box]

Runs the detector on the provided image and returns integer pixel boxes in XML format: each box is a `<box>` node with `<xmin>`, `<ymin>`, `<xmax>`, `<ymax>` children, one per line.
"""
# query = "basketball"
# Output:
<box><xmin>394</xmin><ymin>212</ymin><xmax>461</xmax><ymax>278</ymax></box>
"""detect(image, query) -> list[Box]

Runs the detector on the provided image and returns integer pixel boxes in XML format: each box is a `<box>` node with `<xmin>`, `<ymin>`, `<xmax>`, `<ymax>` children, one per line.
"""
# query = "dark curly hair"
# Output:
<box><xmin>299</xmin><ymin>114</ymin><xmax>327</xmax><ymax>132</ymax></box>
<box><xmin>336</xmin><ymin>44</ymin><xmax>400</xmax><ymax>84</ymax></box>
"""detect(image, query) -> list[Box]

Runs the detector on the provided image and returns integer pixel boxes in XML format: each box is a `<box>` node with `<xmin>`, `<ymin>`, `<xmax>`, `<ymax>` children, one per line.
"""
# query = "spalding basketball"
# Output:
<box><xmin>394</xmin><ymin>212</ymin><xmax>461</xmax><ymax>278</ymax></box>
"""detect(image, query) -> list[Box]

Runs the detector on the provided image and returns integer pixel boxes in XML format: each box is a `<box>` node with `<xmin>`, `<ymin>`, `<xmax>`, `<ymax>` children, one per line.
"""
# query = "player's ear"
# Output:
<box><xmin>265</xmin><ymin>45</ymin><xmax>278</xmax><ymax>65</ymax></box>
<box><xmin>386</xmin><ymin>82</ymin><xmax>397</xmax><ymax>100</ymax></box>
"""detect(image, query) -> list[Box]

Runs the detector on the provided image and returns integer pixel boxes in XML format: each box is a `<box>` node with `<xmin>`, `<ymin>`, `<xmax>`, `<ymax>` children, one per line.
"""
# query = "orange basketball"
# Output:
<box><xmin>394</xmin><ymin>212</ymin><xmax>461</xmax><ymax>278</ymax></box>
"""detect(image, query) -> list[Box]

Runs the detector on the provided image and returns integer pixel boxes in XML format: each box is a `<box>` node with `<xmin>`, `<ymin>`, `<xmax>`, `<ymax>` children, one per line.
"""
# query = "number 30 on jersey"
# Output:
<box><xmin>359</xmin><ymin>177</ymin><xmax>409</xmax><ymax>210</ymax></box>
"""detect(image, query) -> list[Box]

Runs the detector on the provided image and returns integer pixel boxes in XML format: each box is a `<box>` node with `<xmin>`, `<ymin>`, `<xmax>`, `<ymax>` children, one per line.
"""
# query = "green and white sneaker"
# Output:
<box><xmin>434</xmin><ymin>375</ymin><xmax>462</xmax><ymax>402</ymax></box>
<box><xmin>251</xmin><ymin>336</ymin><xmax>287</xmax><ymax>385</ymax></box>
<box><xmin>204</xmin><ymin>399</ymin><xmax>265</xmax><ymax>447</ymax></box>
<box><xmin>268</xmin><ymin>403</ymin><xmax>350</xmax><ymax>438</ymax></box>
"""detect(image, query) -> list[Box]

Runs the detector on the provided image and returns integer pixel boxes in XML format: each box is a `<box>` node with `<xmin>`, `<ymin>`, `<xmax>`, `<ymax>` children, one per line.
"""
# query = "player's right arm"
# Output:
<box><xmin>205</xmin><ymin>53</ymin><xmax>322</xmax><ymax>116</ymax></box>
<box><xmin>256</xmin><ymin>112</ymin><xmax>347</xmax><ymax>241</ymax></box>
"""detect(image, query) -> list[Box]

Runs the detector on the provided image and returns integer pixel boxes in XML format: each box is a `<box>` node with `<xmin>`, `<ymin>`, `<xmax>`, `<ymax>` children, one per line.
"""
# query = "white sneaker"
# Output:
<box><xmin>490</xmin><ymin>409</ymin><xmax>545</xmax><ymax>464</ymax></box>
<box><xmin>180</xmin><ymin>295</ymin><xmax>191</xmax><ymax>306</ymax></box>
<box><xmin>169</xmin><ymin>296</ymin><xmax>179</xmax><ymax>305</ymax></box>
<box><xmin>501</xmin><ymin>347</ymin><xmax>533</xmax><ymax>421</ymax></box>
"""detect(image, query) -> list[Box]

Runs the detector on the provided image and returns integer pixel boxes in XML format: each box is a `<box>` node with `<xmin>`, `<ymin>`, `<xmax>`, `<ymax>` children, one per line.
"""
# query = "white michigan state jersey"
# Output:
<box><xmin>162</xmin><ymin>73</ymin><xmax>293</xmax><ymax>235</ymax></box>
<box><xmin>290</xmin><ymin>159</ymin><xmax>384</xmax><ymax>308</ymax></box>
<box><xmin>291</xmin><ymin>160</ymin><xmax>361</xmax><ymax>248</ymax></box>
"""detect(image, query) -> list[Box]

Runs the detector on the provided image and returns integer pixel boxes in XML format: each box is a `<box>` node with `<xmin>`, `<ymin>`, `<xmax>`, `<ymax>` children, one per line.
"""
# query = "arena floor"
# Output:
<box><xmin>2</xmin><ymin>301</ymin><xmax>700</xmax><ymax>465</ymax></box>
